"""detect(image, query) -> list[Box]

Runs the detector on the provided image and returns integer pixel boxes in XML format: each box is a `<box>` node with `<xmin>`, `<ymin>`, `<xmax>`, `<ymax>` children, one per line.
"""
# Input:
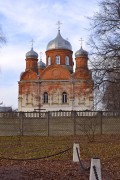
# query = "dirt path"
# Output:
<box><xmin>0</xmin><ymin>159</ymin><xmax>114</xmax><ymax>180</ymax></box>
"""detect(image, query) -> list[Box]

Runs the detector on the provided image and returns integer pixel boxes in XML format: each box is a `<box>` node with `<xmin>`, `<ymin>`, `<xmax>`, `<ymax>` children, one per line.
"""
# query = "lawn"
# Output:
<box><xmin>0</xmin><ymin>134</ymin><xmax>120</xmax><ymax>179</ymax></box>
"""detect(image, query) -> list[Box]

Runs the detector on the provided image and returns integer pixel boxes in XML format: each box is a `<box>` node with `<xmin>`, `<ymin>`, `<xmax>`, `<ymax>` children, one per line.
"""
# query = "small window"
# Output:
<box><xmin>48</xmin><ymin>56</ymin><xmax>51</xmax><ymax>65</ymax></box>
<box><xmin>65</xmin><ymin>56</ymin><xmax>69</xmax><ymax>65</ymax></box>
<box><xmin>43</xmin><ymin>92</ymin><xmax>48</xmax><ymax>103</ymax></box>
<box><xmin>62</xmin><ymin>92</ymin><xmax>67</xmax><ymax>103</ymax></box>
<box><xmin>56</xmin><ymin>55</ymin><xmax>60</xmax><ymax>64</ymax></box>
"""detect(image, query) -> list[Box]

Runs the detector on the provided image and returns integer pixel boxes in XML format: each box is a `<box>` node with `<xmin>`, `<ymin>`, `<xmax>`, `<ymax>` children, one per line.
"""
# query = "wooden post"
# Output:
<box><xmin>73</xmin><ymin>143</ymin><xmax>80</xmax><ymax>162</ymax></box>
<box><xmin>89</xmin><ymin>157</ymin><xmax>102</xmax><ymax>180</ymax></box>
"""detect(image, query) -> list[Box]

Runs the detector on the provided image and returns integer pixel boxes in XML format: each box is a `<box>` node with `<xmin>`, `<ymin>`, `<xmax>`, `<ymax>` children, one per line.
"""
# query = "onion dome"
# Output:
<box><xmin>38</xmin><ymin>60</ymin><xmax>46</xmax><ymax>69</ymax></box>
<box><xmin>46</xmin><ymin>30</ymin><xmax>72</xmax><ymax>51</ymax></box>
<box><xmin>75</xmin><ymin>46</ymin><xmax>88</xmax><ymax>58</ymax></box>
<box><xmin>26</xmin><ymin>47</ymin><xmax>38</xmax><ymax>59</ymax></box>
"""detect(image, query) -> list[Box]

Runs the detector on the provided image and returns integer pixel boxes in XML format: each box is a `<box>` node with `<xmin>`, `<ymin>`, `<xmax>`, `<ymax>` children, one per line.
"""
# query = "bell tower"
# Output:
<box><xmin>25</xmin><ymin>40</ymin><xmax>38</xmax><ymax>72</ymax></box>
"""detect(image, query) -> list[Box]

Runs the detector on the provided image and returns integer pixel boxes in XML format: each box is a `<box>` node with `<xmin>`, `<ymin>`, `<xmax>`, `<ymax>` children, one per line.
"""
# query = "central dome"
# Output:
<box><xmin>46</xmin><ymin>30</ymin><xmax>72</xmax><ymax>51</ymax></box>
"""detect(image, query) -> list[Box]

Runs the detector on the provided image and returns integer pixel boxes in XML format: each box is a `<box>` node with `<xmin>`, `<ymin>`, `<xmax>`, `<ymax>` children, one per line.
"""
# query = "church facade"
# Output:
<box><xmin>18</xmin><ymin>29</ymin><xmax>94</xmax><ymax>112</ymax></box>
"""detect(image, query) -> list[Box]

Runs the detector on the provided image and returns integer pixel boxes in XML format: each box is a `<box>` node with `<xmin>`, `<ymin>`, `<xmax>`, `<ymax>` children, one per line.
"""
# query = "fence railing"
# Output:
<box><xmin>0</xmin><ymin>111</ymin><xmax>120</xmax><ymax>136</ymax></box>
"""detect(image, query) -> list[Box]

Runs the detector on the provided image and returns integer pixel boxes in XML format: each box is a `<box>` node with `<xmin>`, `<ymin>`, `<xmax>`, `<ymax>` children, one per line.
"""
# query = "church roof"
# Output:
<box><xmin>26</xmin><ymin>47</ymin><xmax>38</xmax><ymax>59</ymax></box>
<box><xmin>46</xmin><ymin>30</ymin><xmax>72</xmax><ymax>51</ymax></box>
<box><xmin>38</xmin><ymin>60</ymin><xmax>46</xmax><ymax>68</ymax></box>
<box><xmin>75</xmin><ymin>46</ymin><xmax>88</xmax><ymax>58</ymax></box>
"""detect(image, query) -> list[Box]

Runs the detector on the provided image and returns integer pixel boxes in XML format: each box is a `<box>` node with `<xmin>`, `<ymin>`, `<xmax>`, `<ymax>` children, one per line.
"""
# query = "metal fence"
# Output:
<box><xmin>0</xmin><ymin>111</ymin><xmax>120</xmax><ymax>136</ymax></box>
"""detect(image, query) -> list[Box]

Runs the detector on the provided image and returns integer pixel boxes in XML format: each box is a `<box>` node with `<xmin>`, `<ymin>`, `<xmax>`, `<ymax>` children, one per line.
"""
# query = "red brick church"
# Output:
<box><xmin>18</xmin><ymin>24</ymin><xmax>94</xmax><ymax>112</ymax></box>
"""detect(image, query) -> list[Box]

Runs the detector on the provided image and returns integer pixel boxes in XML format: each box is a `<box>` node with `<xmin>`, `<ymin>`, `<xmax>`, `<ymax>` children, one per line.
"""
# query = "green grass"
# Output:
<box><xmin>0</xmin><ymin>134</ymin><xmax>120</xmax><ymax>162</ymax></box>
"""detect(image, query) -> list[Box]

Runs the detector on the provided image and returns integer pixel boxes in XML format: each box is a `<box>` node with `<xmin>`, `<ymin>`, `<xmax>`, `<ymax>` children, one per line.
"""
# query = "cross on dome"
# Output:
<box><xmin>30</xmin><ymin>39</ymin><xmax>35</xmax><ymax>49</ymax></box>
<box><xmin>56</xmin><ymin>21</ymin><xmax>62</xmax><ymax>31</ymax></box>
<box><xmin>40</xmin><ymin>52</ymin><xmax>43</xmax><ymax>61</ymax></box>
<box><xmin>79</xmin><ymin>38</ymin><xmax>84</xmax><ymax>48</ymax></box>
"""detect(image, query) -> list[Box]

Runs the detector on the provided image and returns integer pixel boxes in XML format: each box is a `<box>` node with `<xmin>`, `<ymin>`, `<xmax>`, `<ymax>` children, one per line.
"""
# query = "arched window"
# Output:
<box><xmin>48</xmin><ymin>56</ymin><xmax>51</xmax><ymax>65</ymax></box>
<box><xmin>56</xmin><ymin>55</ymin><xmax>60</xmax><ymax>64</ymax></box>
<box><xmin>43</xmin><ymin>92</ymin><xmax>48</xmax><ymax>103</ymax></box>
<box><xmin>62</xmin><ymin>92</ymin><xmax>67</xmax><ymax>103</ymax></box>
<box><xmin>65</xmin><ymin>56</ymin><xmax>69</xmax><ymax>65</ymax></box>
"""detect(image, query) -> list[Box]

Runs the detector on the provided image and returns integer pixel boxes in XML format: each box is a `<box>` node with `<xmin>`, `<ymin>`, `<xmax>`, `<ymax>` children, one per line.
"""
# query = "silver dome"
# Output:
<box><xmin>38</xmin><ymin>60</ymin><xmax>46</xmax><ymax>68</ymax></box>
<box><xmin>75</xmin><ymin>46</ymin><xmax>88</xmax><ymax>58</ymax></box>
<box><xmin>46</xmin><ymin>30</ymin><xmax>72</xmax><ymax>51</ymax></box>
<box><xmin>26</xmin><ymin>48</ymin><xmax>38</xmax><ymax>59</ymax></box>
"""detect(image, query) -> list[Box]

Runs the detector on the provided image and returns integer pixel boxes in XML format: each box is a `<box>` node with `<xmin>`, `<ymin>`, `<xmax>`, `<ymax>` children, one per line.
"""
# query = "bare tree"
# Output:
<box><xmin>88</xmin><ymin>0</ymin><xmax>120</xmax><ymax>110</ymax></box>
<box><xmin>0</xmin><ymin>25</ymin><xmax>6</xmax><ymax>47</ymax></box>
<box><xmin>0</xmin><ymin>25</ymin><xmax>6</xmax><ymax>105</ymax></box>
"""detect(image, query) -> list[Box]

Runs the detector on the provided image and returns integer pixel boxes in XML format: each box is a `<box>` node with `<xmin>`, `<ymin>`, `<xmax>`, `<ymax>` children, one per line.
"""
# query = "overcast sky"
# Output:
<box><xmin>0</xmin><ymin>0</ymin><xmax>99</xmax><ymax>109</ymax></box>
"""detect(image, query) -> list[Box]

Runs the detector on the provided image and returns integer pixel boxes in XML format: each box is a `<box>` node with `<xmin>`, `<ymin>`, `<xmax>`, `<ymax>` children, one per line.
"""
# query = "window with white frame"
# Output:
<box><xmin>43</xmin><ymin>92</ymin><xmax>48</xmax><ymax>103</ymax></box>
<box><xmin>48</xmin><ymin>56</ymin><xmax>51</xmax><ymax>65</ymax></box>
<box><xmin>56</xmin><ymin>55</ymin><xmax>60</xmax><ymax>64</ymax></box>
<box><xmin>65</xmin><ymin>56</ymin><xmax>69</xmax><ymax>65</ymax></box>
<box><xmin>62</xmin><ymin>92</ymin><xmax>67</xmax><ymax>103</ymax></box>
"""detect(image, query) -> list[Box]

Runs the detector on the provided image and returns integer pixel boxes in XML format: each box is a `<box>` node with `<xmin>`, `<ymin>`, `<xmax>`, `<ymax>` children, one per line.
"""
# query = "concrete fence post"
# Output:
<box><xmin>47</xmin><ymin>111</ymin><xmax>50</xmax><ymax>136</ymax></box>
<box><xmin>20</xmin><ymin>112</ymin><xmax>23</xmax><ymax>136</ymax></box>
<box><xmin>89</xmin><ymin>157</ymin><xmax>102</xmax><ymax>180</ymax></box>
<box><xmin>100</xmin><ymin>111</ymin><xmax>103</xmax><ymax>135</ymax></box>
<box><xmin>73</xmin><ymin>111</ymin><xmax>76</xmax><ymax>136</ymax></box>
<box><xmin>73</xmin><ymin>143</ymin><xmax>80</xmax><ymax>162</ymax></box>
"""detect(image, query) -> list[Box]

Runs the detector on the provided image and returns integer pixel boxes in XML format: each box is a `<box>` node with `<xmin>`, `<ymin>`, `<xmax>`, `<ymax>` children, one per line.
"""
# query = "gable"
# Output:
<box><xmin>40</xmin><ymin>65</ymin><xmax>71</xmax><ymax>80</ymax></box>
<box><xmin>20</xmin><ymin>70</ymin><xmax>38</xmax><ymax>80</ymax></box>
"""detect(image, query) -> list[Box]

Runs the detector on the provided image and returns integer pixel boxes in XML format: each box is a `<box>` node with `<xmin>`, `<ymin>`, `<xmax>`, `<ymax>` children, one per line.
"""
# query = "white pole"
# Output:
<box><xmin>89</xmin><ymin>157</ymin><xmax>102</xmax><ymax>180</ymax></box>
<box><xmin>73</xmin><ymin>143</ymin><xmax>80</xmax><ymax>162</ymax></box>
